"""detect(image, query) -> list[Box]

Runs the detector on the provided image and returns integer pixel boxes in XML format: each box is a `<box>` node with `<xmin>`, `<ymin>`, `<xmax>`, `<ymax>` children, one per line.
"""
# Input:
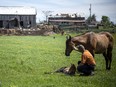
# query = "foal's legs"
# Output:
<box><xmin>103</xmin><ymin>52</ymin><xmax>109</xmax><ymax>70</ymax></box>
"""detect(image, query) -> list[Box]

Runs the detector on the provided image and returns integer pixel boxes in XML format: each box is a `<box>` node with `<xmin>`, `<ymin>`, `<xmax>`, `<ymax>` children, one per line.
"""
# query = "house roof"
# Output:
<box><xmin>49</xmin><ymin>19</ymin><xmax>85</xmax><ymax>23</ymax></box>
<box><xmin>0</xmin><ymin>6</ymin><xmax>37</xmax><ymax>15</ymax></box>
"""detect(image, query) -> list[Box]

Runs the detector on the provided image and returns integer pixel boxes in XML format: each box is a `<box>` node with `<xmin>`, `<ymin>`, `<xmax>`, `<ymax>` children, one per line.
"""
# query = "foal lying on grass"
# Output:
<box><xmin>44</xmin><ymin>64</ymin><xmax>76</xmax><ymax>76</ymax></box>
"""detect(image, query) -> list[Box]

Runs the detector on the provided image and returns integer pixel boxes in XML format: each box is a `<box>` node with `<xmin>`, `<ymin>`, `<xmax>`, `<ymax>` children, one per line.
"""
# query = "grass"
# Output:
<box><xmin>0</xmin><ymin>34</ymin><xmax>116</xmax><ymax>87</ymax></box>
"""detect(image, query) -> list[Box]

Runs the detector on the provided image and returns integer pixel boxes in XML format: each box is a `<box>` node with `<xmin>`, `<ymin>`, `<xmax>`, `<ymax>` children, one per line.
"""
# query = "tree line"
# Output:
<box><xmin>86</xmin><ymin>14</ymin><xmax>115</xmax><ymax>28</ymax></box>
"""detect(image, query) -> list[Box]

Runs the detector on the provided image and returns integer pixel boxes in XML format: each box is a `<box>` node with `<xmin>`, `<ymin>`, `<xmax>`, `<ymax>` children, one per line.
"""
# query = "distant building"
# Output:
<box><xmin>0</xmin><ymin>6</ymin><xmax>37</xmax><ymax>29</ymax></box>
<box><xmin>48</xmin><ymin>14</ymin><xmax>86</xmax><ymax>29</ymax></box>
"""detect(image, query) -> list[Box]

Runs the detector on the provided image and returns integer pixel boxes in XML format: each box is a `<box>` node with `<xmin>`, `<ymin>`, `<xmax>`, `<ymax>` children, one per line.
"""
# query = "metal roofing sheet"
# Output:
<box><xmin>0</xmin><ymin>6</ymin><xmax>37</xmax><ymax>15</ymax></box>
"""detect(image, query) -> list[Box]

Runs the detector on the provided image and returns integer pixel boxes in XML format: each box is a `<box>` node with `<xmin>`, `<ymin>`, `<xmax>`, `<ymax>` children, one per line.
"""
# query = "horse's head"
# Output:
<box><xmin>65</xmin><ymin>35</ymin><xmax>78</xmax><ymax>56</ymax></box>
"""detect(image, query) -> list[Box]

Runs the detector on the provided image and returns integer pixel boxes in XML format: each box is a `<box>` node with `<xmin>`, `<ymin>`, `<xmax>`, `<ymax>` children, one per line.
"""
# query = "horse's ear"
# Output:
<box><xmin>66</xmin><ymin>35</ymin><xmax>71</xmax><ymax>40</ymax></box>
<box><xmin>68</xmin><ymin>35</ymin><xmax>71</xmax><ymax>40</ymax></box>
<box><xmin>66</xmin><ymin>34</ymin><xmax>71</xmax><ymax>40</ymax></box>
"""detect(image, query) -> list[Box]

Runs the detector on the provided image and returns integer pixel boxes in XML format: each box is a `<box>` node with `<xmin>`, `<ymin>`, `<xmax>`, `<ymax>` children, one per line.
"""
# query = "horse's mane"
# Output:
<box><xmin>75</xmin><ymin>32</ymin><xmax>95</xmax><ymax>37</ymax></box>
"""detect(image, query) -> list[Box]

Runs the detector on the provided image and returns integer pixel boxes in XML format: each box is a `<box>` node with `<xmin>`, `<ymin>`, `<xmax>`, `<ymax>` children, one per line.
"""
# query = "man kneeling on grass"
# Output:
<box><xmin>77</xmin><ymin>45</ymin><xmax>96</xmax><ymax>76</ymax></box>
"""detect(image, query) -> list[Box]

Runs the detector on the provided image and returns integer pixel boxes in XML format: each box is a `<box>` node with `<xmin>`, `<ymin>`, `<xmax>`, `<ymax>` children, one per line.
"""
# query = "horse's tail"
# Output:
<box><xmin>101</xmin><ymin>32</ymin><xmax>114</xmax><ymax>70</ymax></box>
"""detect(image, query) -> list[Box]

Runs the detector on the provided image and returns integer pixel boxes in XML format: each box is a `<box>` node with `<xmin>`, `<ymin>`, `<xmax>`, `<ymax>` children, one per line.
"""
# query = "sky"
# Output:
<box><xmin>0</xmin><ymin>0</ymin><xmax>116</xmax><ymax>23</ymax></box>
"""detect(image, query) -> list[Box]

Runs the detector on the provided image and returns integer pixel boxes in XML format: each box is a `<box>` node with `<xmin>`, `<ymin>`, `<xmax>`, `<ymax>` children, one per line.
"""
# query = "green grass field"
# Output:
<box><xmin>0</xmin><ymin>34</ymin><xmax>116</xmax><ymax>87</ymax></box>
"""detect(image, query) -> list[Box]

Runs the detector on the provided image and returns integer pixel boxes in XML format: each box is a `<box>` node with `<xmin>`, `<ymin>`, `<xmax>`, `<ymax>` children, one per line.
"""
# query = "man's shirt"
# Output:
<box><xmin>81</xmin><ymin>50</ymin><xmax>96</xmax><ymax>65</ymax></box>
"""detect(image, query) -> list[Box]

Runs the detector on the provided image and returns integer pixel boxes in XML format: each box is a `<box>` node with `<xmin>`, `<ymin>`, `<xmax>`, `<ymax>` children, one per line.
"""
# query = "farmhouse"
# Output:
<box><xmin>0</xmin><ymin>6</ymin><xmax>37</xmax><ymax>29</ymax></box>
<box><xmin>48</xmin><ymin>14</ymin><xmax>86</xmax><ymax>29</ymax></box>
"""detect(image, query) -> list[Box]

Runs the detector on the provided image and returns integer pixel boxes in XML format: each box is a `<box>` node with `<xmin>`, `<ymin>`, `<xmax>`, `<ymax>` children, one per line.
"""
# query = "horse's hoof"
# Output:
<box><xmin>106</xmin><ymin>68</ymin><xmax>111</xmax><ymax>70</ymax></box>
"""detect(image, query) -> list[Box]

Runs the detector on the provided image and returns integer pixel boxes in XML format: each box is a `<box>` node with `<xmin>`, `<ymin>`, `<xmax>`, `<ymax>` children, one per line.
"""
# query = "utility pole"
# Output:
<box><xmin>89</xmin><ymin>4</ymin><xmax>92</xmax><ymax>24</ymax></box>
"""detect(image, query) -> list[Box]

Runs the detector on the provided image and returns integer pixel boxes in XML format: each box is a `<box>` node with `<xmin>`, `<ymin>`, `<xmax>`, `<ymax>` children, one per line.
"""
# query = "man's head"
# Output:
<box><xmin>77</xmin><ymin>44</ymin><xmax>85</xmax><ymax>53</ymax></box>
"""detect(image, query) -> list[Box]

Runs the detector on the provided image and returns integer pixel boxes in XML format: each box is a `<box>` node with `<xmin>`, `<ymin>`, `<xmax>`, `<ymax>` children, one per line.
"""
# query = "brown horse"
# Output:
<box><xmin>65</xmin><ymin>32</ymin><xmax>114</xmax><ymax>70</ymax></box>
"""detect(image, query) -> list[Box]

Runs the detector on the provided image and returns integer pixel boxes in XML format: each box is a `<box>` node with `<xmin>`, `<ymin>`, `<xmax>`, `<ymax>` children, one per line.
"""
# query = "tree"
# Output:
<box><xmin>86</xmin><ymin>14</ymin><xmax>97</xmax><ymax>24</ymax></box>
<box><xmin>91</xmin><ymin>14</ymin><xmax>96</xmax><ymax>22</ymax></box>
<box><xmin>101</xmin><ymin>16</ymin><xmax>110</xmax><ymax>28</ymax></box>
<box><xmin>110</xmin><ymin>21</ymin><xmax>114</xmax><ymax>28</ymax></box>
<box><xmin>42</xmin><ymin>11</ymin><xmax>53</xmax><ymax>24</ymax></box>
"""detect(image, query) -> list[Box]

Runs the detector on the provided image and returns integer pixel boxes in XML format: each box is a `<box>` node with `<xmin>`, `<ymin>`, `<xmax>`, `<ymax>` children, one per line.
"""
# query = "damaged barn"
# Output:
<box><xmin>0</xmin><ymin>6</ymin><xmax>37</xmax><ymax>29</ymax></box>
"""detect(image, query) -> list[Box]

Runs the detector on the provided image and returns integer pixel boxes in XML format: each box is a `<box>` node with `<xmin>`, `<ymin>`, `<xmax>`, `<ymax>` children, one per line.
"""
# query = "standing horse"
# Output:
<box><xmin>65</xmin><ymin>32</ymin><xmax>114</xmax><ymax>70</ymax></box>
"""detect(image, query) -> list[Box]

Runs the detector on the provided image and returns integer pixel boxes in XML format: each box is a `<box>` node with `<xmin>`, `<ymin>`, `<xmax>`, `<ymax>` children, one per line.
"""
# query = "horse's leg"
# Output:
<box><xmin>103</xmin><ymin>52</ymin><xmax>109</xmax><ymax>70</ymax></box>
<box><xmin>89</xmin><ymin>50</ymin><xmax>95</xmax><ymax>57</ymax></box>
<box><xmin>91</xmin><ymin>51</ymin><xmax>95</xmax><ymax>57</ymax></box>
<box><xmin>107</xmin><ymin>48</ymin><xmax>113</xmax><ymax>70</ymax></box>
<box><xmin>91</xmin><ymin>52</ymin><xmax>94</xmax><ymax>57</ymax></box>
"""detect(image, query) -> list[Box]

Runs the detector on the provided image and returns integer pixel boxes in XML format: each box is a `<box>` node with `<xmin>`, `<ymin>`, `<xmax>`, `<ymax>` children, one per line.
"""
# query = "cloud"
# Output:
<box><xmin>0</xmin><ymin>0</ymin><xmax>116</xmax><ymax>23</ymax></box>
